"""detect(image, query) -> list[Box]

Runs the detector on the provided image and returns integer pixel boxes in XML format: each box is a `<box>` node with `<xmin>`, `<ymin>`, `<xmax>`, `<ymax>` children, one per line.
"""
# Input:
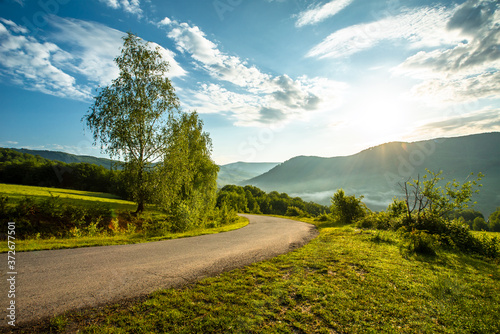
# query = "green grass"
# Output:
<box><xmin>0</xmin><ymin>183</ymin><xmax>137</xmax><ymax>211</ymax></box>
<box><xmin>0</xmin><ymin>183</ymin><xmax>248</xmax><ymax>252</ymax></box>
<box><xmin>1</xmin><ymin>217</ymin><xmax>248</xmax><ymax>253</ymax></box>
<box><xmin>16</xmin><ymin>217</ymin><xmax>499</xmax><ymax>333</ymax></box>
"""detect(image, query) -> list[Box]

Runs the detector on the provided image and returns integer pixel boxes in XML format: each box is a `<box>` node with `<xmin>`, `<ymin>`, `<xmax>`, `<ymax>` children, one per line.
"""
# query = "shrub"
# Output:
<box><xmin>169</xmin><ymin>201</ymin><xmax>194</xmax><ymax>233</ymax></box>
<box><xmin>285</xmin><ymin>206</ymin><xmax>305</xmax><ymax>217</ymax></box>
<box><xmin>489</xmin><ymin>208</ymin><xmax>500</xmax><ymax>232</ymax></box>
<box><xmin>1</xmin><ymin>196</ymin><xmax>113</xmax><ymax>237</ymax></box>
<box><xmin>472</xmin><ymin>217</ymin><xmax>488</xmax><ymax>231</ymax></box>
<box><xmin>330</xmin><ymin>189</ymin><xmax>367</xmax><ymax>224</ymax></box>
<box><xmin>315</xmin><ymin>213</ymin><xmax>330</xmax><ymax>222</ymax></box>
<box><xmin>478</xmin><ymin>234</ymin><xmax>499</xmax><ymax>259</ymax></box>
<box><xmin>399</xmin><ymin>228</ymin><xmax>438</xmax><ymax>257</ymax></box>
<box><xmin>217</xmin><ymin>200</ymin><xmax>238</xmax><ymax>226</ymax></box>
<box><xmin>0</xmin><ymin>195</ymin><xmax>9</xmax><ymax>217</ymax></box>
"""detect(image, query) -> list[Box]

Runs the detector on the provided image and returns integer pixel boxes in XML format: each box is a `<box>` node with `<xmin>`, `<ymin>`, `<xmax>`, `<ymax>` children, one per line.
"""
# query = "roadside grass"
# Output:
<box><xmin>1</xmin><ymin>217</ymin><xmax>248</xmax><ymax>252</ymax></box>
<box><xmin>0</xmin><ymin>183</ymin><xmax>248</xmax><ymax>252</ymax></box>
<box><xmin>16</xmin><ymin>216</ymin><xmax>499</xmax><ymax>333</ymax></box>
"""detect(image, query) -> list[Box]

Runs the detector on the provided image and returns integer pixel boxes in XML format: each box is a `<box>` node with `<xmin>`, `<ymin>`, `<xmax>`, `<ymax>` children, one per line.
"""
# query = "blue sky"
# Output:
<box><xmin>0</xmin><ymin>0</ymin><xmax>499</xmax><ymax>164</ymax></box>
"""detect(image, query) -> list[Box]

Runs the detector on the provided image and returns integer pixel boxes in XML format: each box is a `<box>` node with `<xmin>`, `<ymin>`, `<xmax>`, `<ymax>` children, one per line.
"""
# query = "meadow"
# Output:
<box><xmin>0</xmin><ymin>183</ymin><xmax>247</xmax><ymax>252</ymax></box>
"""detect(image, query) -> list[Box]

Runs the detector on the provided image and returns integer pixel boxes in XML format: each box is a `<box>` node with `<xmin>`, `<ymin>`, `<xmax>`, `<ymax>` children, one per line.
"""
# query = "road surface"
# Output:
<box><xmin>0</xmin><ymin>214</ymin><xmax>317</xmax><ymax>327</ymax></box>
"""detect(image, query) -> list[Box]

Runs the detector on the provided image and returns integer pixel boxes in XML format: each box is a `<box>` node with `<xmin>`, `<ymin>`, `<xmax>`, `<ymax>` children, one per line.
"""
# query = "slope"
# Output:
<box><xmin>245</xmin><ymin>132</ymin><xmax>500</xmax><ymax>217</ymax></box>
<box><xmin>217</xmin><ymin>162</ymin><xmax>279</xmax><ymax>186</ymax></box>
<box><xmin>10</xmin><ymin>148</ymin><xmax>119</xmax><ymax>169</ymax></box>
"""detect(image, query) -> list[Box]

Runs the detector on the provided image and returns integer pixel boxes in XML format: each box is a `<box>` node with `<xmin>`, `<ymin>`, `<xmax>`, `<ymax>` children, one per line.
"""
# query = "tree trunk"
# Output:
<box><xmin>135</xmin><ymin>201</ymin><xmax>145</xmax><ymax>214</ymax></box>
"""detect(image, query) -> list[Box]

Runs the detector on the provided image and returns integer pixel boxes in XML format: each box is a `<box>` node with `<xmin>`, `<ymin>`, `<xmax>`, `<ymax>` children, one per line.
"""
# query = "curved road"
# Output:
<box><xmin>1</xmin><ymin>215</ymin><xmax>317</xmax><ymax>326</ymax></box>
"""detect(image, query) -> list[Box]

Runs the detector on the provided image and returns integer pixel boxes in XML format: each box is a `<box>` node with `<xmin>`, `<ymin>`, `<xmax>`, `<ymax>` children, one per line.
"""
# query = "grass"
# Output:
<box><xmin>1</xmin><ymin>217</ymin><xmax>248</xmax><ymax>252</ymax></box>
<box><xmin>0</xmin><ymin>183</ymin><xmax>137</xmax><ymax>211</ymax></box>
<box><xmin>11</xmin><ymin>216</ymin><xmax>499</xmax><ymax>333</ymax></box>
<box><xmin>0</xmin><ymin>183</ymin><xmax>248</xmax><ymax>252</ymax></box>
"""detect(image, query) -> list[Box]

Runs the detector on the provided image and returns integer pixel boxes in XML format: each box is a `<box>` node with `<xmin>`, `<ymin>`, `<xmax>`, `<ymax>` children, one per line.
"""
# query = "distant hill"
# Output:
<box><xmin>217</xmin><ymin>162</ymin><xmax>279</xmax><ymax>187</ymax></box>
<box><xmin>244</xmin><ymin>133</ymin><xmax>500</xmax><ymax>217</ymax></box>
<box><xmin>5</xmin><ymin>148</ymin><xmax>278</xmax><ymax>188</ymax></box>
<box><xmin>10</xmin><ymin>148</ymin><xmax>120</xmax><ymax>170</ymax></box>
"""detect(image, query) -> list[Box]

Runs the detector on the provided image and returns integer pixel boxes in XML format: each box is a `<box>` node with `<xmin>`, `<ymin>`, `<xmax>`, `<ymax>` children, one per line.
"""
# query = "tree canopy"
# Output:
<box><xmin>84</xmin><ymin>32</ymin><xmax>217</xmax><ymax>215</ymax></box>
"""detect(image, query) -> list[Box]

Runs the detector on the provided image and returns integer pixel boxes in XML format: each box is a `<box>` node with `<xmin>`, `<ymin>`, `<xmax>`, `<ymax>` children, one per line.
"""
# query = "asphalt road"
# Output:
<box><xmin>0</xmin><ymin>215</ymin><xmax>317</xmax><ymax>327</ymax></box>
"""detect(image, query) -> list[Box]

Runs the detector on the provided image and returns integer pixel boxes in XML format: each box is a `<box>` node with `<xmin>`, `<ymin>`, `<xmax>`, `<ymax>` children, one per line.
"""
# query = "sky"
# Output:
<box><xmin>0</xmin><ymin>0</ymin><xmax>499</xmax><ymax>165</ymax></box>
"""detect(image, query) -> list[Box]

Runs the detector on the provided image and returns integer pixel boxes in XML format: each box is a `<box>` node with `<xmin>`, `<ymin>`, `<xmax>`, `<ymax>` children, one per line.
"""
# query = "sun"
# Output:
<box><xmin>350</xmin><ymin>83</ymin><xmax>411</xmax><ymax>144</ymax></box>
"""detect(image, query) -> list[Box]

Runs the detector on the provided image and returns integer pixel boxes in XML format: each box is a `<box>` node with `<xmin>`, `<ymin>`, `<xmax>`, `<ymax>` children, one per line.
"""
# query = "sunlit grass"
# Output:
<box><xmin>18</xmin><ymin>216</ymin><xmax>499</xmax><ymax>333</ymax></box>
<box><xmin>0</xmin><ymin>183</ymin><xmax>137</xmax><ymax>211</ymax></box>
<box><xmin>0</xmin><ymin>183</ymin><xmax>248</xmax><ymax>252</ymax></box>
<box><xmin>3</xmin><ymin>217</ymin><xmax>248</xmax><ymax>252</ymax></box>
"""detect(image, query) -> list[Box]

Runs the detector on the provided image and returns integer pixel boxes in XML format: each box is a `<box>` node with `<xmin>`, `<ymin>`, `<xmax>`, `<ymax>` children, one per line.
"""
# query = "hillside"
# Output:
<box><xmin>244</xmin><ymin>132</ymin><xmax>500</xmax><ymax>217</ymax></box>
<box><xmin>217</xmin><ymin>162</ymin><xmax>279</xmax><ymax>186</ymax></box>
<box><xmin>10</xmin><ymin>148</ymin><xmax>119</xmax><ymax>170</ymax></box>
<box><xmin>3</xmin><ymin>148</ymin><xmax>277</xmax><ymax>189</ymax></box>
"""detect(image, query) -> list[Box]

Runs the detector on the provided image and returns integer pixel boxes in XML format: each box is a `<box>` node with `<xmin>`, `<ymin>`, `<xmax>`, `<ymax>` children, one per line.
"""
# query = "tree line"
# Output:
<box><xmin>0</xmin><ymin>148</ymin><xmax>126</xmax><ymax>196</ymax></box>
<box><xmin>216</xmin><ymin>184</ymin><xmax>329</xmax><ymax>217</ymax></box>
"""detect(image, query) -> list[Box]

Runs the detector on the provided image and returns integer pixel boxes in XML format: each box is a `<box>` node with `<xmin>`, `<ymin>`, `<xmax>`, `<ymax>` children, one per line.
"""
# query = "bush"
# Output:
<box><xmin>330</xmin><ymin>189</ymin><xmax>367</xmax><ymax>225</ymax></box>
<box><xmin>1</xmin><ymin>196</ymin><xmax>113</xmax><ymax>237</ymax></box>
<box><xmin>399</xmin><ymin>228</ymin><xmax>438</xmax><ymax>257</ymax></box>
<box><xmin>169</xmin><ymin>201</ymin><xmax>195</xmax><ymax>233</ymax></box>
<box><xmin>285</xmin><ymin>206</ymin><xmax>305</xmax><ymax>217</ymax></box>
<box><xmin>489</xmin><ymin>208</ymin><xmax>500</xmax><ymax>232</ymax></box>
<box><xmin>478</xmin><ymin>234</ymin><xmax>499</xmax><ymax>259</ymax></box>
<box><xmin>315</xmin><ymin>213</ymin><xmax>330</xmax><ymax>222</ymax></box>
<box><xmin>472</xmin><ymin>217</ymin><xmax>488</xmax><ymax>231</ymax></box>
<box><xmin>356</xmin><ymin>211</ymin><xmax>393</xmax><ymax>230</ymax></box>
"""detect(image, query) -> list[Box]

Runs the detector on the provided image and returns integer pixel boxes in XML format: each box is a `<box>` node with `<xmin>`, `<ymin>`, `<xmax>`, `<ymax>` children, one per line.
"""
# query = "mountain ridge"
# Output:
<box><xmin>244</xmin><ymin>132</ymin><xmax>500</xmax><ymax>217</ymax></box>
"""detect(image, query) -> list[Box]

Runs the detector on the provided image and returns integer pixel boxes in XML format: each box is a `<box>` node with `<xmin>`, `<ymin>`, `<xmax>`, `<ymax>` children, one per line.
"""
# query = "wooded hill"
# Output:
<box><xmin>244</xmin><ymin>132</ymin><xmax>500</xmax><ymax>217</ymax></box>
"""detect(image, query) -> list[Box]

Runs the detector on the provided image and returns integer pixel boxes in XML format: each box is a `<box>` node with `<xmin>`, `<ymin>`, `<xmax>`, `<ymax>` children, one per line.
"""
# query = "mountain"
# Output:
<box><xmin>244</xmin><ymin>133</ymin><xmax>500</xmax><ymax>217</ymax></box>
<box><xmin>10</xmin><ymin>148</ymin><xmax>120</xmax><ymax>169</ymax></box>
<box><xmin>7</xmin><ymin>148</ymin><xmax>278</xmax><ymax>187</ymax></box>
<box><xmin>217</xmin><ymin>162</ymin><xmax>279</xmax><ymax>187</ymax></box>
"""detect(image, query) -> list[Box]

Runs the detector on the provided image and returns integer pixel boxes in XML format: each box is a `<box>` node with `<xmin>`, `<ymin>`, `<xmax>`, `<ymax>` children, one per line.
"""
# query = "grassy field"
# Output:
<box><xmin>0</xmin><ymin>183</ymin><xmax>137</xmax><ymax>211</ymax></box>
<box><xmin>12</xmin><ymin>217</ymin><xmax>499</xmax><ymax>333</ymax></box>
<box><xmin>0</xmin><ymin>183</ymin><xmax>248</xmax><ymax>252</ymax></box>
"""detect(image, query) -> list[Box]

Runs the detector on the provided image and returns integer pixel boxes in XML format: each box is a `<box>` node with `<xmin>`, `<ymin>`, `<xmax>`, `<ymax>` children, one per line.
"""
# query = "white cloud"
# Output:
<box><xmin>98</xmin><ymin>0</ymin><xmax>142</xmax><ymax>15</ymax></box>
<box><xmin>165</xmin><ymin>20</ymin><xmax>347</xmax><ymax>126</ymax></box>
<box><xmin>394</xmin><ymin>0</ymin><xmax>500</xmax><ymax>105</ymax></box>
<box><xmin>295</xmin><ymin>0</ymin><xmax>354</xmax><ymax>27</ymax></box>
<box><xmin>306</xmin><ymin>6</ymin><xmax>454</xmax><ymax>59</ymax></box>
<box><xmin>0</xmin><ymin>20</ymin><xmax>91</xmax><ymax>100</ymax></box>
<box><xmin>0</xmin><ymin>18</ymin><xmax>28</xmax><ymax>34</ymax></box>
<box><xmin>50</xmin><ymin>17</ymin><xmax>186</xmax><ymax>83</ymax></box>
<box><xmin>168</xmin><ymin>22</ymin><xmax>270</xmax><ymax>89</ymax></box>
<box><xmin>410</xmin><ymin>108</ymin><xmax>500</xmax><ymax>140</ymax></box>
<box><xmin>0</xmin><ymin>16</ymin><xmax>186</xmax><ymax>101</ymax></box>
<box><xmin>158</xmin><ymin>17</ymin><xmax>172</xmax><ymax>26</ymax></box>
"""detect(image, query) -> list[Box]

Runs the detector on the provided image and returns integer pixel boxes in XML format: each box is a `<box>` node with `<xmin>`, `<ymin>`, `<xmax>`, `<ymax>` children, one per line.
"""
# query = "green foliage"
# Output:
<box><xmin>0</xmin><ymin>148</ymin><xmax>126</xmax><ymax>197</ymax></box>
<box><xmin>215</xmin><ymin>200</ymin><xmax>238</xmax><ymax>226</ymax></box>
<box><xmin>285</xmin><ymin>206</ymin><xmax>305</xmax><ymax>217</ymax></box>
<box><xmin>489</xmin><ymin>207</ymin><xmax>500</xmax><ymax>232</ymax></box>
<box><xmin>399</xmin><ymin>228</ymin><xmax>438</xmax><ymax>257</ymax></box>
<box><xmin>215</xmin><ymin>184</ymin><xmax>329</xmax><ymax>217</ymax></box>
<box><xmin>402</xmin><ymin>169</ymin><xmax>483</xmax><ymax>223</ymax></box>
<box><xmin>472</xmin><ymin>217</ymin><xmax>489</xmax><ymax>231</ymax></box>
<box><xmin>84</xmin><ymin>32</ymin><xmax>181</xmax><ymax>213</ymax></box>
<box><xmin>0</xmin><ymin>195</ymin><xmax>112</xmax><ymax>237</ymax></box>
<box><xmin>448</xmin><ymin>209</ymin><xmax>484</xmax><ymax>229</ymax></box>
<box><xmin>157</xmin><ymin>111</ymin><xmax>219</xmax><ymax>229</ymax></box>
<box><xmin>330</xmin><ymin>189</ymin><xmax>367</xmax><ymax>224</ymax></box>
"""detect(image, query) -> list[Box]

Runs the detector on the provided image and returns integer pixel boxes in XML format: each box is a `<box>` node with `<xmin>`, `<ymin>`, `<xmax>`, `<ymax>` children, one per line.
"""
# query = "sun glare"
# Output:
<box><xmin>351</xmin><ymin>84</ymin><xmax>410</xmax><ymax>144</ymax></box>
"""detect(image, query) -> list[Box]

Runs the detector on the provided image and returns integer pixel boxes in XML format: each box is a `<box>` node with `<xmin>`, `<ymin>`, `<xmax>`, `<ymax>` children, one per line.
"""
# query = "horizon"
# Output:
<box><xmin>6</xmin><ymin>131</ymin><xmax>498</xmax><ymax>165</ymax></box>
<box><xmin>1</xmin><ymin>0</ymin><xmax>499</xmax><ymax>165</ymax></box>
